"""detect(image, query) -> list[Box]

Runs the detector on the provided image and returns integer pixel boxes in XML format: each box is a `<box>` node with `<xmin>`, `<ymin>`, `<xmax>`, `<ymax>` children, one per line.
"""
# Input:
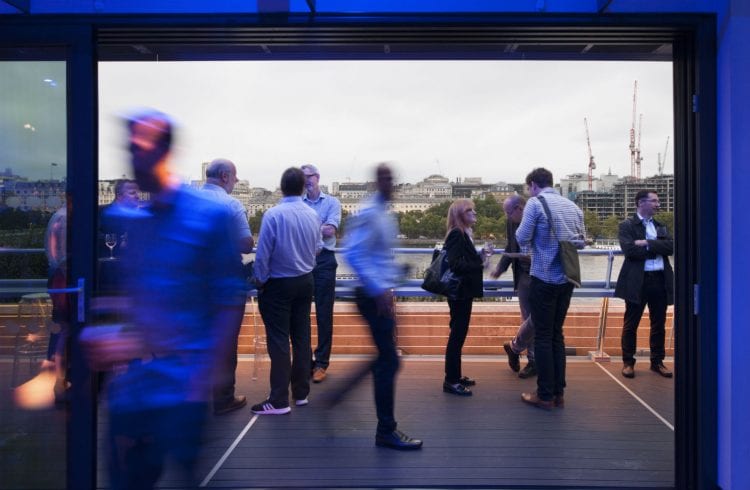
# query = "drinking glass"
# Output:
<box><xmin>105</xmin><ymin>233</ymin><xmax>117</xmax><ymax>259</ymax></box>
<box><xmin>482</xmin><ymin>240</ymin><xmax>494</xmax><ymax>268</ymax></box>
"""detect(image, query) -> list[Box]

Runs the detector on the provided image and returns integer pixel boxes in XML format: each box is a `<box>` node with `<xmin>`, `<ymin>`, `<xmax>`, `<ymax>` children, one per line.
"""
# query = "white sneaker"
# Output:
<box><xmin>251</xmin><ymin>400</ymin><xmax>291</xmax><ymax>415</ymax></box>
<box><xmin>295</xmin><ymin>398</ymin><xmax>309</xmax><ymax>406</ymax></box>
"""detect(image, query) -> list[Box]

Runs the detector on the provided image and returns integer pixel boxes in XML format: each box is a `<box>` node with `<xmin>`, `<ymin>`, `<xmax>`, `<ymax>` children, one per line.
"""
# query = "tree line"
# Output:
<box><xmin>249</xmin><ymin>194</ymin><xmax>675</xmax><ymax>243</ymax></box>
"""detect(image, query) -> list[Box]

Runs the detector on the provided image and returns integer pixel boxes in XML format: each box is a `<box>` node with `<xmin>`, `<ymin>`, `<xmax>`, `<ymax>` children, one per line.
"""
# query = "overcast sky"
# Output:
<box><xmin>4</xmin><ymin>59</ymin><xmax>674</xmax><ymax>189</ymax></box>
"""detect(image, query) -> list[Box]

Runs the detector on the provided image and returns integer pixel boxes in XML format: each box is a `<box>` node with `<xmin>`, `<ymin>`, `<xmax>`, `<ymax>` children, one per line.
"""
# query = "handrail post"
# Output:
<box><xmin>589</xmin><ymin>250</ymin><xmax>614</xmax><ymax>362</ymax></box>
<box><xmin>589</xmin><ymin>296</ymin><xmax>611</xmax><ymax>362</ymax></box>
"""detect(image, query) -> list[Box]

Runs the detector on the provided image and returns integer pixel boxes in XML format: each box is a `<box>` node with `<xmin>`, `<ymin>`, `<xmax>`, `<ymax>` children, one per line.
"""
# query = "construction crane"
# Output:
<box><xmin>635</xmin><ymin>113</ymin><xmax>643</xmax><ymax>179</ymax></box>
<box><xmin>629</xmin><ymin>80</ymin><xmax>638</xmax><ymax>179</ymax></box>
<box><xmin>584</xmin><ymin>117</ymin><xmax>596</xmax><ymax>190</ymax></box>
<box><xmin>657</xmin><ymin>135</ymin><xmax>670</xmax><ymax>175</ymax></box>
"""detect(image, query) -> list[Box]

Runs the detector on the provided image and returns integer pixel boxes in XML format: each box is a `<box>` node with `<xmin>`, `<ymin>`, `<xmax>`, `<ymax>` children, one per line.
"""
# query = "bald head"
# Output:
<box><xmin>503</xmin><ymin>194</ymin><xmax>526</xmax><ymax>224</ymax></box>
<box><xmin>205</xmin><ymin>158</ymin><xmax>239</xmax><ymax>194</ymax></box>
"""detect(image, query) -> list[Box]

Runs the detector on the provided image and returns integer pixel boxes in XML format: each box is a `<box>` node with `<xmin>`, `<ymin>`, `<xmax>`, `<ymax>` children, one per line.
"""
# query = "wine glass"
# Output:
<box><xmin>482</xmin><ymin>240</ymin><xmax>494</xmax><ymax>268</ymax></box>
<box><xmin>105</xmin><ymin>233</ymin><xmax>117</xmax><ymax>259</ymax></box>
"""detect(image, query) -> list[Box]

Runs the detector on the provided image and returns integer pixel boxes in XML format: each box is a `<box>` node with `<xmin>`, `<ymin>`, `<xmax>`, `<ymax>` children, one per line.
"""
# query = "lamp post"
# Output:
<box><xmin>50</xmin><ymin>162</ymin><xmax>58</xmax><ymax>181</ymax></box>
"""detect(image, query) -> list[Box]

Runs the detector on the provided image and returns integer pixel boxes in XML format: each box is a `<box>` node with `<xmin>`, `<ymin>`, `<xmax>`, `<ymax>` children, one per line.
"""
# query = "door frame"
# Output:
<box><xmin>0</xmin><ymin>12</ymin><xmax>717</xmax><ymax>489</ymax></box>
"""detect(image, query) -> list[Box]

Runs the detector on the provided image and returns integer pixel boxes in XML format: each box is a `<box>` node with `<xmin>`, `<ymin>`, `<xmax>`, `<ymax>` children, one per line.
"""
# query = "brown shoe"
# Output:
<box><xmin>214</xmin><ymin>395</ymin><xmax>247</xmax><ymax>415</ymax></box>
<box><xmin>312</xmin><ymin>367</ymin><xmax>327</xmax><ymax>383</ymax></box>
<box><xmin>521</xmin><ymin>392</ymin><xmax>553</xmax><ymax>411</ymax></box>
<box><xmin>650</xmin><ymin>363</ymin><xmax>673</xmax><ymax>378</ymax></box>
<box><xmin>622</xmin><ymin>364</ymin><xmax>635</xmax><ymax>378</ymax></box>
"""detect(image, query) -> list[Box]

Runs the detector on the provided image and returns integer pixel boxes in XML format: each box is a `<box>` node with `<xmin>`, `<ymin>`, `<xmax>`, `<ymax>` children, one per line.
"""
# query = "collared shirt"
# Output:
<box><xmin>344</xmin><ymin>193</ymin><xmax>402</xmax><ymax>297</ymax></box>
<box><xmin>201</xmin><ymin>183</ymin><xmax>253</xmax><ymax>244</ymax></box>
<box><xmin>637</xmin><ymin>212</ymin><xmax>665</xmax><ymax>272</ymax></box>
<box><xmin>516</xmin><ymin>187</ymin><xmax>585</xmax><ymax>285</ymax></box>
<box><xmin>303</xmin><ymin>191</ymin><xmax>342</xmax><ymax>251</ymax></box>
<box><xmin>254</xmin><ymin>196</ymin><xmax>321</xmax><ymax>282</ymax></box>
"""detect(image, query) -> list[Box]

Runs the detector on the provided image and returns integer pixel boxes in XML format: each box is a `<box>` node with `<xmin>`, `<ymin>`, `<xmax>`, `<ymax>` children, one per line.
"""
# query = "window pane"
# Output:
<box><xmin>0</xmin><ymin>60</ymin><xmax>68</xmax><ymax>490</ymax></box>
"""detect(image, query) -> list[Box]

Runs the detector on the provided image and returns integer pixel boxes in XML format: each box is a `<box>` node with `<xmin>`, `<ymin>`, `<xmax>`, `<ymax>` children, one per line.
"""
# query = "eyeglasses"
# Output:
<box><xmin>641</xmin><ymin>198</ymin><xmax>660</xmax><ymax>203</ymax></box>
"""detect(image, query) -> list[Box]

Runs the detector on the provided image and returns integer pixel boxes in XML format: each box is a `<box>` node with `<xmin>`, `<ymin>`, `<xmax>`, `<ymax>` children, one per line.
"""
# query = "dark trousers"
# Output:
<box><xmin>312</xmin><ymin>250</ymin><xmax>338</xmax><ymax>369</ymax></box>
<box><xmin>212</xmin><ymin>303</ymin><xmax>246</xmax><ymax>408</ymax></box>
<box><xmin>530</xmin><ymin>277</ymin><xmax>574</xmax><ymax>401</ymax></box>
<box><xmin>258</xmin><ymin>273</ymin><xmax>313</xmax><ymax>406</ymax></box>
<box><xmin>445</xmin><ymin>297</ymin><xmax>473</xmax><ymax>383</ymax></box>
<box><xmin>621</xmin><ymin>271</ymin><xmax>668</xmax><ymax>366</ymax></box>
<box><xmin>108</xmin><ymin>402</ymin><xmax>207</xmax><ymax>490</ymax></box>
<box><xmin>355</xmin><ymin>290</ymin><xmax>400</xmax><ymax>435</ymax></box>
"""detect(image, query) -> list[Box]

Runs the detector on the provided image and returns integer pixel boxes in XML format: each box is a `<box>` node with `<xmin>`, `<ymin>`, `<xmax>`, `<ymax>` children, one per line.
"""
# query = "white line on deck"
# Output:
<box><xmin>595</xmin><ymin>362</ymin><xmax>674</xmax><ymax>431</ymax></box>
<box><xmin>200</xmin><ymin>414</ymin><xmax>259</xmax><ymax>487</ymax></box>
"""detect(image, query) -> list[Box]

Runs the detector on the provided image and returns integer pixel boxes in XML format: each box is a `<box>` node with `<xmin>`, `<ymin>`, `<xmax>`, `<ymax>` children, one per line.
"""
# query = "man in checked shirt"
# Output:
<box><xmin>515</xmin><ymin>167</ymin><xmax>585</xmax><ymax>411</ymax></box>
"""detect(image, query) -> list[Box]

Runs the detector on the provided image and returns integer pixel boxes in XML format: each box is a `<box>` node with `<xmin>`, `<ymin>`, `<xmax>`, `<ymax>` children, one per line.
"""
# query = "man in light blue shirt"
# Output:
<box><xmin>344</xmin><ymin>163</ymin><xmax>422</xmax><ymax>450</ymax></box>
<box><xmin>516</xmin><ymin>167</ymin><xmax>584</xmax><ymax>411</ymax></box>
<box><xmin>201</xmin><ymin>158</ymin><xmax>254</xmax><ymax>415</ymax></box>
<box><xmin>252</xmin><ymin>167</ymin><xmax>321</xmax><ymax>414</ymax></box>
<box><xmin>301</xmin><ymin>164</ymin><xmax>342</xmax><ymax>383</ymax></box>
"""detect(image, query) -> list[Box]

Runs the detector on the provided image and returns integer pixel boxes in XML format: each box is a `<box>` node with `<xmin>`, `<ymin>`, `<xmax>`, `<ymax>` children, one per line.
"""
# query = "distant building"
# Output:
<box><xmin>451</xmin><ymin>177</ymin><xmax>492</xmax><ymax>198</ymax></box>
<box><xmin>2</xmin><ymin>178</ymin><xmax>65</xmax><ymax>211</ymax></box>
<box><xmin>93</xmin><ymin>168</ymin><xmax>674</xmax><ymax>223</ymax></box>
<box><xmin>576</xmin><ymin>174</ymin><xmax>674</xmax><ymax>219</ymax></box>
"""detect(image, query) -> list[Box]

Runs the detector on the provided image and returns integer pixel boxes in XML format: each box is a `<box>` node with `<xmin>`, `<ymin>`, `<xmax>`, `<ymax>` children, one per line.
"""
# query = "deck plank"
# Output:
<box><xmin>194</xmin><ymin>358</ymin><xmax>674</xmax><ymax>489</ymax></box>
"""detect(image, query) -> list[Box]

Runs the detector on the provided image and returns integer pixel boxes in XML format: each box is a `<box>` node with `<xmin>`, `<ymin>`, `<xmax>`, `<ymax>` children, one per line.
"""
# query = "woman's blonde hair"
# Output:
<box><xmin>446</xmin><ymin>198</ymin><xmax>475</xmax><ymax>238</ymax></box>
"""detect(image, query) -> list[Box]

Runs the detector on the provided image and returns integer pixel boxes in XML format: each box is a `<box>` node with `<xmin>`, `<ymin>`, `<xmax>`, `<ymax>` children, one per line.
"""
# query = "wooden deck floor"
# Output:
<box><xmin>0</xmin><ymin>355</ymin><xmax>674</xmax><ymax>489</ymax></box>
<box><xmin>187</xmin><ymin>356</ymin><xmax>674</xmax><ymax>489</ymax></box>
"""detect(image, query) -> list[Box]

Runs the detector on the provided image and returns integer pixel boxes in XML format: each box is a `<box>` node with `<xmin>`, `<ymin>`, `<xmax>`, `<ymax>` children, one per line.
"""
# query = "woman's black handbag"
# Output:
<box><xmin>421</xmin><ymin>249</ymin><xmax>461</xmax><ymax>299</ymax></box>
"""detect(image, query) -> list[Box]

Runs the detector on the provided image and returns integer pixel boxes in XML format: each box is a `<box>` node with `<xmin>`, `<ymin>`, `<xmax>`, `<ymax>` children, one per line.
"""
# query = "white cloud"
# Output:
<box><xmin>98</xmin><ymin>59</ymin><xmax>673</xmax><ymax>189</ymax></box>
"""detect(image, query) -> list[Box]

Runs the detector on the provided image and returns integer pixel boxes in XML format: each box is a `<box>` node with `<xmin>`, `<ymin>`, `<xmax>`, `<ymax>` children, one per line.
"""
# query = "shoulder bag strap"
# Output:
<box><xmin>537</xmin><ymin>195</ymin><xmax>560</xmax><ymax>241</ymax></box>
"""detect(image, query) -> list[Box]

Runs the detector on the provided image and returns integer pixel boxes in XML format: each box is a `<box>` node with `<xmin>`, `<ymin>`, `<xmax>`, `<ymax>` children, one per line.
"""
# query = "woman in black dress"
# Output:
<box><xmin>442</xmin><ymin>199</ymin><xmax>487</xmax><ymax>396</ymax></box>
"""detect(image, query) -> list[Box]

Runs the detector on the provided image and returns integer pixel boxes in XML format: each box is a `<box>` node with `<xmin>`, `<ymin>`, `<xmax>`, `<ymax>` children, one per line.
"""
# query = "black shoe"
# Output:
<box><xmin>458</xmin><ymin>376</ymin><xmax>476</xmax><ymax>386</ymax></box>
<box><xmin>622</xmin><ymin>364</ymin><xmax>635</xmax><ymax>378</ymax></box>
<box><xmin>650</xmin><ymin>363</ymin><xmax>673</xmax><ymax>378</ymax></box>
<box><xmin>503</xmin><ymin>342</ymin><xmax>520</xmax><ymax>372</ymax></box>
<box><xmin>375</xmin><ymin>430</ymin><xmax>423</xmax><ymax>450</ymax></box>
<box><xmin>443</xmin><ymin>381</ymin><xmax>473</xmax><ymax>396</ymax></box>
<box><xmin>518</xmin><ymin>361</ymin><xmax>537</xmax><ymax>379</ymax></box>
<box><xmin>214</xmin><ymin>395</ymin><xmax>247</xmax><ymax>415</ymax></box>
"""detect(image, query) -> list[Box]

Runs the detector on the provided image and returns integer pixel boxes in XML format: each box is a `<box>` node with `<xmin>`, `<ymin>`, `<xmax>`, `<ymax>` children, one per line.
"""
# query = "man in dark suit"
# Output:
<box><xmin>492</xmin><ymin>195</ymin><xmax>536</xmax><ymax>378</ymax></box>
<box><xmin>615</xmin><ymin>190</ymin><xmax>674</xmax><ymax>379</ymax></box>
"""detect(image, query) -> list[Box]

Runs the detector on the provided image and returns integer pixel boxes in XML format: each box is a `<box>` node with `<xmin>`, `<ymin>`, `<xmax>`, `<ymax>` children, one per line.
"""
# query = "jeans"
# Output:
<box><xmin>108</xmin><ymin>402</ymin><xmax>207</xmax><ymax>490</ymax></box>
<box><xmin>445</xmin><ymin>297</ymin><xmax>472</xmax><ymax>383</ymax></box>
<box><xmin>530</xmin><ymin>277</ymin><xmax>573</xmax><ymax>401</ymax></box>
<box><xmin>510</xmin><ymin>271</ymin><xmax>534</xmax><ymax>361</ymax></box>
<box><xmin>258</xmin><ymin>273</ymin><xmax>313</xmax><ymax>406</ymax></box>
<box><xmin>312</xmin><ymin>250</ymin><xmax>338</xmax><ymax>369</ymax></box>
<box><xmin>355</xmin><ymin>289</ymin><xmax>400</xmax><ymax>435</ymax></box>
<box><xmin>621</xmin><ymin>271</ymin><xmax>668</xmax><ymax>366</ymax></box>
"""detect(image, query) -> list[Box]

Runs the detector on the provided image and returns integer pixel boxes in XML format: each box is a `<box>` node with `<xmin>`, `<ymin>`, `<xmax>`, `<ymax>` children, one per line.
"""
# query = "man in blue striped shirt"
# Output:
<box><xmin>516</xmin><ymin>168</ymin><xmax>584</xmax><ymax>410</ymax></box>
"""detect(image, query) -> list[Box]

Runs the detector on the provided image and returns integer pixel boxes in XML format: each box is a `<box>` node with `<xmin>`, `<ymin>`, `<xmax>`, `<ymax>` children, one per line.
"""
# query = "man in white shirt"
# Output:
<box><xmin>615</xmin><ymin>190</ymin><xmax>674</xmax><ymax>379</ymax></box>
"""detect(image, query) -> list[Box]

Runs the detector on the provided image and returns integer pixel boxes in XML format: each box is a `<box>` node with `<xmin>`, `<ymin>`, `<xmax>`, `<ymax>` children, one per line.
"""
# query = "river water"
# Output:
<box><xmin>334</xmin><ymin>249</ymin><xmax>626</xmax><ymax>284</ymax></box>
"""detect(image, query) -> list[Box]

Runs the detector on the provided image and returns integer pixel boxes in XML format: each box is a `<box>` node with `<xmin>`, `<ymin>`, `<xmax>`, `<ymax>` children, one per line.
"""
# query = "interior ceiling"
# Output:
<box><xmin>96</xmin><ymin>25</ymin><xmax>674</xmax><ymax>61</ymax></box>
